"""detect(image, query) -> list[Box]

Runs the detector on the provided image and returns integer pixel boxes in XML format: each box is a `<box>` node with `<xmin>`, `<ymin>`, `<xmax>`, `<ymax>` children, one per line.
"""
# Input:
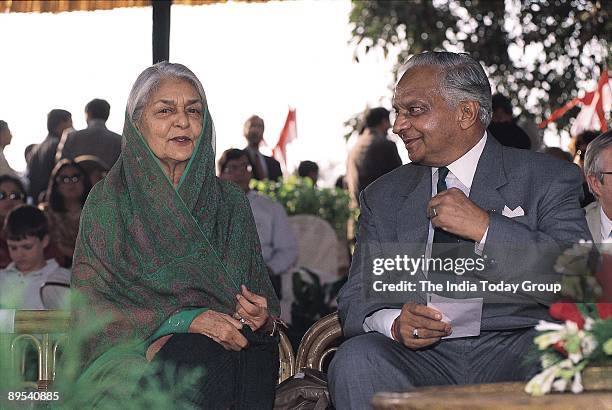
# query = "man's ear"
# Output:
<box><xmin>586</xmin><ymin>174</ymin><xmax>601</xmax><ymax>199</ymax></box>
<box><xmin>456</xmin><ymin>101</ymin><xmax>480</xmax><ymax>130</ymax></box>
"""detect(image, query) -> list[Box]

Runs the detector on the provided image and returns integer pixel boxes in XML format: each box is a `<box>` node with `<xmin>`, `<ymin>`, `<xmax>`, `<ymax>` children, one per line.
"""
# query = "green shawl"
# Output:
<box><xmin>72</xmin><ymin>103</ymin><xmax>280</xmax><ymax>367</ymax></box>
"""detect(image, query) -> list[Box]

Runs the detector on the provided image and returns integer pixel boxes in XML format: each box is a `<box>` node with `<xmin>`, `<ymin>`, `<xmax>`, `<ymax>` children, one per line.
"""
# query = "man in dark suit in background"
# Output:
<box><xmin>346</xmin><ymin>107</ymin><xmax>402</xmax><ymax>209</ymax></box>
<box><xmin>487</xmin><ymin>94</ymin><xmax>531</xmax><ymax>150</ymax></box>
<box><xmin>243</xmin><ymin>115</ymin><xmax>283</xmax><ymax>181</ymax></box>
<box><xmin>329</xmin><ymin>51</ymin><xmax>590</xmax><ymax>409</ymax></box>
<box><xmin>56</xmin><ymin>98</ymin><xmax>122</xmax><ymax>170</ymax></box>
<box><xmin>27</xmin><ymin>109</ymin><xmax>72</xmax><ymax>203</ymax></box>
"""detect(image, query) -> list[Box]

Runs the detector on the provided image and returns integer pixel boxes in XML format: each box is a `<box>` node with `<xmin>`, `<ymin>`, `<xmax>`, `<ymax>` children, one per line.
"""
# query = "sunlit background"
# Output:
<box><xmin>0</xmin><ymin>0</ymin><xmax>607</xmax><ymax>186</ymax></box>
<box><xmin>0</xmin><ymin>0</ymin><xmax>404</xmax><ymax>186</ymax></box>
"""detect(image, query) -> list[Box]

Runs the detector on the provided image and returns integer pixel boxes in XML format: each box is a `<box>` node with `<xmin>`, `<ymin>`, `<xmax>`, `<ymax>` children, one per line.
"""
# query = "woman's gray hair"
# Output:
<box><xmin>127</xmin><ymin>62</ymin><xmax>207</xmax><ymax>123</ymax></box>
<box><xmin>401</xmin><ymin>52</ymin><xmax>493</xmax><ymax>127</ymax></box>
<box><xmin>584</xmin><ymin>130</ymin><xmax>612</xmax><ymax>188</ymax></box>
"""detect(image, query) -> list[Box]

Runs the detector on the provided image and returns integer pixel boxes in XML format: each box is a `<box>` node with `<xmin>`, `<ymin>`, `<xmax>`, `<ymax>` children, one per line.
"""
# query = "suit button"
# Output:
<box><xmin>487</xmin><ymin>258</ymin><xmax>497</xmax><ymax>268</ymax></box>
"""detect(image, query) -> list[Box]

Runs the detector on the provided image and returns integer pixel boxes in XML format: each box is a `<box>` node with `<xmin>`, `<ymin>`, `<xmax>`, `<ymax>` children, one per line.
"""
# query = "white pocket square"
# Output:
<box><xmin>502</xmin><ymin>205</ymin><xmax>525</xmax><ymax>218</ymax></box>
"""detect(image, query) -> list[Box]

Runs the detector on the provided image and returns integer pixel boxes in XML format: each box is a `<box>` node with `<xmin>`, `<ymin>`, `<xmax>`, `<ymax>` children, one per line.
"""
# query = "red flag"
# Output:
<box><xmin>540</xmin><ymin>68</ymin><xmax>611</xmax><ymax>132</ymax></box>
<box><xmin>273</xmin><ymin>108</ymin><xmax>297</xmax><ymax>169</ymax></box>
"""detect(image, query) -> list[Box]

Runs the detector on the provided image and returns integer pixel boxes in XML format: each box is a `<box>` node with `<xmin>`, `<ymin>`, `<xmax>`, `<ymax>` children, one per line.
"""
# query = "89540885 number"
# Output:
<box><xmin>7</xmin><ymin>391</ymin><xmax>59</xmax><ymax>401</ymax></box>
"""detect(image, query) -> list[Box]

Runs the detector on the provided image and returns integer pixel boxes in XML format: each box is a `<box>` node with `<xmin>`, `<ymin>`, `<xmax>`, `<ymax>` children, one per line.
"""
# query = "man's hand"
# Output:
<box><xmin>392</xmin><ymin>302</ymin><xmax>452</xmax><ymax>349</ymax></box>
<box><xmin>189</xmin><ymin>309</ymin><xmax>248</xmax><ymax>351</ymax></box>
<box><xmin>427</xmin><ymin>188</ymin><xmax>489</xmax><ymax>242</ymax></box>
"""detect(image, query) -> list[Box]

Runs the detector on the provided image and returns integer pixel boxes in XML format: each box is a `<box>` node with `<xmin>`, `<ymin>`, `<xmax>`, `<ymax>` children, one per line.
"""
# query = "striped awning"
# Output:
<box><xmin>1</xmin><ymin>0</ymin><xmax>262</xmax><ymax>13</ymax></box>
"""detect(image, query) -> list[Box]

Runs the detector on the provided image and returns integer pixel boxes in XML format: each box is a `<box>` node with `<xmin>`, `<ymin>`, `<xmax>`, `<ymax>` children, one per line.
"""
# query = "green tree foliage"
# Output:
<box><xmin>349</xmin><ymin>0</ymin><xmax>610</xmax><ymax>131</ymax></box>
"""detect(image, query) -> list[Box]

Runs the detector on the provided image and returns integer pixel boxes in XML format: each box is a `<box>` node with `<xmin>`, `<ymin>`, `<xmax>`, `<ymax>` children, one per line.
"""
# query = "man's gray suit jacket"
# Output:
<box><xmin>339</xmin><ymin>137</ymin><xmax>592</xmax><ymax>338</ymax></box>
<box><xmin>58</xmin><ymin>121</ymin><xmax>122</xmax><ymax>169</ymax></box>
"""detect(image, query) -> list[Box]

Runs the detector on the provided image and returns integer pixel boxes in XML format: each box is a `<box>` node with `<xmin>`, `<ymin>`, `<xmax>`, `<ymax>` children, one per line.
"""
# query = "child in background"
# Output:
<box><xmin>0</xmin><ymin>205</ymin><xmax>70</xmax><ymax>309</ymax></box>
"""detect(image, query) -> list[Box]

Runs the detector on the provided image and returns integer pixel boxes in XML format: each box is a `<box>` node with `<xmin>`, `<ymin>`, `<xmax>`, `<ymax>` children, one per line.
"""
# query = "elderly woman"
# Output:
<box><xmin>72</xmin><ymin>62</ymin><xmax>280</xmax><ymax>408</ymax></box>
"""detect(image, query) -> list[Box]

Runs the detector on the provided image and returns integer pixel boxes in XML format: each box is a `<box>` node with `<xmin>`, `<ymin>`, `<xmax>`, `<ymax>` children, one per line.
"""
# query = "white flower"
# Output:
<box><xmin>552</xmin><ymin>378</ymin><xmax>568</xmax><ymax>392</ymax></box>
<box><xmin>525</xmin><ymin>362</ymin><xmax>562</xmax><ymax>396</ymax></box>
<box><xmin>568</xmin><ymin>351</ymin><xmax>583</xmax><ymax>364</ymax></box>
<box><xmin>565</xmin><ymin>320</ymin><xmax>579</xmax><ymax>334</ymax></box>
<box><xmin>535</xmin><ymin>320</ymin><xmax>565</xmax><ymax>332</ymax></box>
<box><xmin>581</xmin><ymin>334</ymin><xmax>598</xmax><ymax>356</ymax></box>
<box><xmin>571</xmin><ymin>371</ymin><xmax>583</xmax><ymax>394</ymax></box>
<box><xmin>534</xmin><ymin>331</ymin><xmax>562</xmax><ymax>350</ymax></box>
<box><xmin>583</xmin><ymin>317</ymin><xmax>594</xmax><ymax>331</ymax></box>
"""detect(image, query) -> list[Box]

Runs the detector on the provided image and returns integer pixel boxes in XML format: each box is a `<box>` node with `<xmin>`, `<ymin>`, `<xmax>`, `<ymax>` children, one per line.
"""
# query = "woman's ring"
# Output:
<box><xmin>412</xmin><ymin>328</ymin><xmax>420</xmax><ymax>339</ymax></box>
<box><xmin>240</xmin><ymin>317</ymin><xmax>246</xmax><ymax>324</ymax></box>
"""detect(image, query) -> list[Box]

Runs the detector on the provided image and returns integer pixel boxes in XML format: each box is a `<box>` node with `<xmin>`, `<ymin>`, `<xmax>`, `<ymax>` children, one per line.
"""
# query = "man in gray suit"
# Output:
<box><xmin>584</xmin><ymin>130</ymin><xmax>612</xmax><ymax>242</ymax></box>
<box><xmin>329</xmin><ymin>52</ymin><xmax>590</xmax><ymax>409</ymax></box>
<box><xmin>56</xmin><ymin>99</ymin><xmax>122</xmax><ymax>169</ymax></box>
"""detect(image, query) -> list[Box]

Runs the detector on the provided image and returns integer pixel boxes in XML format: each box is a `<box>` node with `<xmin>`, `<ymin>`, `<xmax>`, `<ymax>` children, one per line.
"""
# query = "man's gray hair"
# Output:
<box><xmin>127</xmin><ymin>61</ymin><xmax>207</xmax><ymax>123</ymax></box>
<box><xmin>584</xmin><ymin>130</ymin><xmax>612</xmax><ymax>188</ymax></box>
<box><xmin>402</xmin><ymin>52</ymin><xmax>492</xmax><ymax>127</ymax></box>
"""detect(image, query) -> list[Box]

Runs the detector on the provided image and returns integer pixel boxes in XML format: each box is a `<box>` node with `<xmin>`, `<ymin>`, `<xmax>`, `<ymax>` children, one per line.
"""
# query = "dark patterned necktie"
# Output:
<box><xmin>431</xmin><ymin>167</ymin><xmax>465</xmax><ymax>257</ymax></box>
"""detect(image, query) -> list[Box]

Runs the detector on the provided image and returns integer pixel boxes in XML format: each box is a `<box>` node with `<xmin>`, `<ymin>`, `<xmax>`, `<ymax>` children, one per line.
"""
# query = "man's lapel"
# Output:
<box><xmin>396</xmin><ymin>164</ymin><xmax>431</xmax><ymax>244</ymax></box>
<box><xmin>469</xmin><ymin>137</ymin><xmax>508</xmax><ymax>213</ymax></box>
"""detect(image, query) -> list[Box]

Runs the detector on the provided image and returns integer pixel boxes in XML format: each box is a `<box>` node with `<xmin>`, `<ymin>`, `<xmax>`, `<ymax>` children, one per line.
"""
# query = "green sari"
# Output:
<box><xmin>71</xmin><ymin>102</ymin><xmax>280</xmax><ymax>379</ymax></box>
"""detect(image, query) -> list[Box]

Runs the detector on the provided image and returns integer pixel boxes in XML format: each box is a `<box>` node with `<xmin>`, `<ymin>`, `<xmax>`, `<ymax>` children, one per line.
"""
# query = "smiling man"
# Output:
<box><xmin>328</xmin><ymin>51</ymin><xmax>590</xmax><ymax>409</ymax></box>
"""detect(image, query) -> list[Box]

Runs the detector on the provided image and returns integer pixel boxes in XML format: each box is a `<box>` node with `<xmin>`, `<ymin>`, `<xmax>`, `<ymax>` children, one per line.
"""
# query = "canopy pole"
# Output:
<box><xmin>152</xmin><ymin>0</ymin><xmax>171</xmax><ymax>64</ymax></box>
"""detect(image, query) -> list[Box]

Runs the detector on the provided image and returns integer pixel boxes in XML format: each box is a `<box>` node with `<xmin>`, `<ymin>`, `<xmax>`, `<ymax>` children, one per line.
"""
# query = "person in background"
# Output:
<box><xmin>487</xmin><ymin>94</ymin><xmax>531</xmax><ymax>150</ymax></box>
<box><xmin>346</xmin><ymin>107</ymin><xmax>402</xmax><ymax>209</ymax></box>
<box><xmin>25</xmin><ymin>144</ymin><xmax>37</xmax><ymax>166</ymax></box>
<box><xmin>0</xmin><ymin>121</ymin><xmax>19</xmax><ymax>177</ymax></box>
<box><xmin>243</xmin><ymin>115</ymin><xmax>283</xmax><ymax>181</ymax></box>
<box><xmin>27</xmin><ymin>109</ymin><xmax>73</xmax><ymax>203</ymax></box>
<box><xmin>583</xmin><ymin>130</ymin><xmax>612</xmax><ymax>243</ymax></box>
<box><xmin>297</xmin><ymin>160</ymin><xmax>319</xmax><ymax>186</ymax></box>
<box><xmin>0</xmin><ymin>205</ymin><xmax>70</xmax><ymax>309</ymax></box>
<box><xmin>218</xmin><ymin>148</ymin><xmax>298</xmax><ymax>299</ymax></box>
<box><xmin>40</xmin><ymin>159</ymin><xmax>92</xmax><ymax>268</ymax></box>
<box><xmin>75</xmin><ymin>155</ymin><xmax>110</xmax><ymax>185</ymax></box>
<box><xmin>0</xmin><ymin>175</ymin><xmax>27</xmax><ymax>268</ymax></box>
<box><xmin>570</xmin><ymin>130</ymin><xmax>599</xmax><ymax>207</ymax></box>
<box><xmin>56</xmin><ymin>98</ymin><xmax>122</xmax><ymax>168</ymax></box>
<box><xmin>543</xmin><ymin>147</ymin><xmax>573</xmax><ymax>163</ymax></box>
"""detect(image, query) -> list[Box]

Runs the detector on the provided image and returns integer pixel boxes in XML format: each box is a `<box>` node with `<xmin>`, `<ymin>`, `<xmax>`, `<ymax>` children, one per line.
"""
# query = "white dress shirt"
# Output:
<box><xmin>0</xmin><ymin>259</ymin><xmax>70</xmax><ymax>309</ymax></box>
<box><xmin>599</xmin><ymin>206</ymin><xmax>612</xmax><ymax>243</ymax></box>
<box><xmin>364</xmin><ymin>133</ymin><xmax>489</xmax><ymax>338</ymax></box>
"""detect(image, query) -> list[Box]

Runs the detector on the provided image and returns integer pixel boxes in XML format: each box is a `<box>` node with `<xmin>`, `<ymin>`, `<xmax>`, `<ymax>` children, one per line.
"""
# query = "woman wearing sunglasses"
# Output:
<box><xmin>0</xmin><ymin>174</ymin><xmax>27</xmax><ymax>268</ymax></box>
<box><xmin>40</xmin><ymin>159</ymin><xmax>92</xmax><ymax>267</ymax></box>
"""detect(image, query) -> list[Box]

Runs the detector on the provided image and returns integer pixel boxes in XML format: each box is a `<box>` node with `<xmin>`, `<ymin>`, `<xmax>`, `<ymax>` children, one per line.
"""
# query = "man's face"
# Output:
<box><xmin>244</xmin><ymin>117</ymin><xmax>264</xmax><ymax>146</ymax></box>
<box><xmin>0</xmin><ymin>127</ymin><xmax>12</xmax><ymax>147</ymax></box>
<box><xmin>220</xmin><ymin>156</ymin><xmax>252</xmax><ymax>191</ymax></box>
<box><xmin>588</xmin><ymin>147</ymin><xmax>612</xmax><ymax>211</ymax></box>
<box><xmin>7</xmin><ymin>235</ymin><xmax>49</xmax><ymax>273</ymax></box>
<box><xmin>392</xmin><ymin>66</ymin><xmax>465</xmax><ymax>167</ymax></box>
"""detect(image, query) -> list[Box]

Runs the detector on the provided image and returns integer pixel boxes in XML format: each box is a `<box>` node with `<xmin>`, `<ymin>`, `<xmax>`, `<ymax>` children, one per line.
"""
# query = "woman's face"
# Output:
<box><xmin>0</xmin><ymin>181</ymin><xmax>25</xmax><ymax>218</ymax></box>
<box><xmin>56</xmin><ymin>165</ymin><xmax>85</xmax><ymax>202</ymax></box>
<box><xmin>138</xmin><ymin>78</ymin><xmax>203</xmax><ymax>165</ymax></box>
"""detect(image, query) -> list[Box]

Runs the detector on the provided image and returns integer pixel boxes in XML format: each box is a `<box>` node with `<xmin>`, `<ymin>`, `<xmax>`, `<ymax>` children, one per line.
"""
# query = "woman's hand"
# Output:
<box><xmin>189</xmin><ymin>309</ymin><xmax>248</xmax><ymax>351</ymax></box>
<box><xmin>234</xmin><ymin>285</ymin><xmax>269</xmax><ymax>332</ymax></box>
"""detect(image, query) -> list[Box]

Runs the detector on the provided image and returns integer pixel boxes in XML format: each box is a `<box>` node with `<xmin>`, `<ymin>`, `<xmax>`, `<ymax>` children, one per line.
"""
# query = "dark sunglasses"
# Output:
<box><xmin>0</xmin><ymin>191</ymin><xmax>24</xmax><ymax>201</ymax></box>
<box><xmin>57</xmin><ymin>174</ymin><xmax>82</xmax><ymax>184</ymax></box>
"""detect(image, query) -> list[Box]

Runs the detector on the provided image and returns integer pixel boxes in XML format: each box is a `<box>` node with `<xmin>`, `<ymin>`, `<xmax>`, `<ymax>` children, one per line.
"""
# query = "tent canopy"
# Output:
<box><xmin>1</xmin><ymin>0</ymin><xmax>265</xmax><ymax>63</ymax></box>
